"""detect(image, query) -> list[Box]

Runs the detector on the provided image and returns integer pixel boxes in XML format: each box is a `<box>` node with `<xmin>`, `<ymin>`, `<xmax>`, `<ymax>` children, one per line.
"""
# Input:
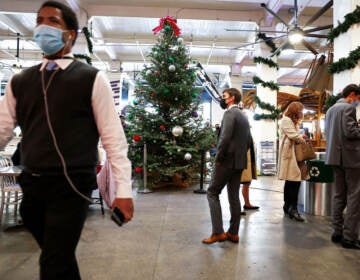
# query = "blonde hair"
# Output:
<box><xmin>284</xmin><ymin>101</ymin><xmax>304</xmax><ymax>125</ymax></box>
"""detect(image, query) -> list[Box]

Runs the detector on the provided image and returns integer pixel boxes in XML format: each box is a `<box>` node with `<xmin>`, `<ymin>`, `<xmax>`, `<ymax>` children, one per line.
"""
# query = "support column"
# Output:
<box><xmin>333</xmin><ymin>0</ymin><xmax>360</xmax><ymax>93</ymax></box>
<box><xmin>252</xmin><ymin>44</ymin><xmax>278</xmax><ymax>174</ymax></box>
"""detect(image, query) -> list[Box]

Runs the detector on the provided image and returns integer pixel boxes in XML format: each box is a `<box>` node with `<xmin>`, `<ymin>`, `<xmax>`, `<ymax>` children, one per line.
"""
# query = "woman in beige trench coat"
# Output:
<box><xmin>278</xmin><ymin>102</ymin><xmax>308</xmax><ymax>222</ymax></box>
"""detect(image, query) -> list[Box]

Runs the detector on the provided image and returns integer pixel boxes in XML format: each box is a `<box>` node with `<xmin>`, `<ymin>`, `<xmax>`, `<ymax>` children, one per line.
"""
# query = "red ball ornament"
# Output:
<box><xmin>133</xmin><ymin>135</ymin><xmax>141</xmax><ymax>142</ymax></box>
<box><xmin>185</xmin><ymin>64</ymin><xmax>188</xmax><ymax>68</ymax></box>
<box><xmin>154</xmin><ymin>71</ymin><xmax>160</xmax><ymax>75</ymax></box>
<box><xmin>151</xmin><ymin>92</ymin><xmax>156</xmax><ymax>97</ymax></box>
<box><xmin>160</xmin><ymin>125</ymin><xmax>165</xmax><ymax>130</ymax></box>
<box><xmin>135</xmin><ymin>167</ymin><xmax>143</xmax><ymax>173</ymax></box>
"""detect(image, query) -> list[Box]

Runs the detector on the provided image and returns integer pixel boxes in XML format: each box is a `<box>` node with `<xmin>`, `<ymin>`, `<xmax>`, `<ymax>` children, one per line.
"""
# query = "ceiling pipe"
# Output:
<box><xmin>207</xmin><ymin>42</ymin><xmax>215</xmax><ymax>65</ymax></box>
<box><xmin>136</xmin><ymin>40</ymin><xmax>146</xmax><ymax>63</ymax></box>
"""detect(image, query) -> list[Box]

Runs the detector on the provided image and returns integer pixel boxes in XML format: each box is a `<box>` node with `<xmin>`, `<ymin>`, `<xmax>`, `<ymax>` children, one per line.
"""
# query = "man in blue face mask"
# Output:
<box><xmin>325</xmin><ymin>83</ymin><xmax>360</xmax><ymax>250</ymax></box>
<box><xmin>0</xmin><ymin>1</ymin><xmax>134</xmax><ymax>279</ymax></box>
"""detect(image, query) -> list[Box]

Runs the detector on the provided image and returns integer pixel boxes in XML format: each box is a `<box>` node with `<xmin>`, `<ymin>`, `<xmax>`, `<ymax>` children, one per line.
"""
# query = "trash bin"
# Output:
<box><xmin>303</xmin><ymin>158</ymin><xmax>334</xmax><ymax>216</ymax></box>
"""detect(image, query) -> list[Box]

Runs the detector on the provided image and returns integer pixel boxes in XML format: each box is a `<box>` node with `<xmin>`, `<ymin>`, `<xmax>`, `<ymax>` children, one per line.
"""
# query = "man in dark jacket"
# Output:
<box><xmin>325</xmin><ymin>84</ymin><xmax>360</xmax><ymax>250</ymax></box>
<box><xmin>203</xmin><ymin>88</ymin><xmax>250</xmax><ymax>244</ymax></box>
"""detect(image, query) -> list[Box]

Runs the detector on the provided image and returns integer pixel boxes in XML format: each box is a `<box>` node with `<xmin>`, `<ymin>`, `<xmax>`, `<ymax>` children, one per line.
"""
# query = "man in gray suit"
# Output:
<box><xmin>325</xmin><ymin>84</ymin><xmax>360</xmax><ymax>250</ymax></box>
<box><xmin>203</xmin><ymin>88</ymin><xmax>250</xmax><ymax>244</ymax></box>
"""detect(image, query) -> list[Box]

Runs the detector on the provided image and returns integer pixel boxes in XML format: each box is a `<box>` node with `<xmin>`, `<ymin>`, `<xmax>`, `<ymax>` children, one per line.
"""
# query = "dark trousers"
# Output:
<box><xmin>333</xmin><ymin>166</ymin><xmax>360</xmax><ymax>241</ymax></box>
<box><xmin>19</xmin><ymin>171</ymin><xmax>94</xmax><ymax>280</ymax></box>
<box><xmin>283</xmin><ymin>180</ymin><xmax>301</xmax><ymax>210</ymax></box>
<box><xmin>207</xmin><ymin>164</ymin><xmax>243</xmax><ymax>235</ymax></box>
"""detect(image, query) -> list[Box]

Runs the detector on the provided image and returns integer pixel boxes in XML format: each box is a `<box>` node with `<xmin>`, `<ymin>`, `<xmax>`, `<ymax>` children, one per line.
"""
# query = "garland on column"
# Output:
<box><xmin>82</xmin><ymin>27</ymin><xmax>93</xmax><ymax>54</ymax></box>
<box><xmin>328</xmin><ymin>46</ymin><xmax>360</xmax><ymax>74</ymax></box>
<box><xmin>252</xmin><ymin>33</ymin><xmax>280</xmax><ymax>120</ymax></box>
<box><xmin>324</xmin><ymin>93</ymin><xmax>342</xmax><ymax>112</ymax></box>
<box><xmin>252</xmin><ymin>76</ymin><xmax>279</xmax><ymax>91</ymax></box>
<box><xmin>253</xmin><ymin>56</ymin><xmax>279</xmax><ymax>70</ymax></box>
<box><xmin>328</xmin><ymin>6</ymin><xmax>360</xmax><ymax>42</ymax></box>
<box><xmin>253</xmin><ymin>96</ymin><xmax>281</xmax><ymax>121</ymax></box>
<box><xmin>74</xmin><ymin>27</ymin><xmax>93</xmax><ymax>65</ymax></box>
<box><xmin>256</xmin><ymin>33</ymin><xmax>278</xmax><ymax>54</ymax></box>
<box><xmin>328</xmin><ymin>6</ymin><xmax>360</xmax><ymax>74</ymax></box>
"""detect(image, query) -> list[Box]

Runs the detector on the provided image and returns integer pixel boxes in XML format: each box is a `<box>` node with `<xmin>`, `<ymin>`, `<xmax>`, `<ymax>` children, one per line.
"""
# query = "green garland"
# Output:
<box><xmin>328</xmin><ymin>6</ymin><xmax>360</xmax><ymax>42</ymax></box>
<box><xmin>324</xmin><ymin>93</ymin><xmax>342</xmax><ymax>112</ymax></box>
<box><xmin>328</xmin><ymin>46</ymin><xmax>360</xmax><ymax>74</ymax></box>
<box><xmin>253</xmin><ymin>113</ymin><xmax>279</xmax><ymax>120</ymax></box>
<box><xmin>328</xmin><ymin>6</ymin><xmax>360</xmax><ymax>74</ymax></box>
<box><xmin>252</xmin><ymin>95</ymin><xmax>281</xmax><ymax>120</ymax></box>
<box><xmin>257</xmin><ymin>33</ymin><xmax>278</xmax><ymax>54</ymax></box>
<box><xmin>82</xmin><ymin>27</ymin><xmax>93</xmax><ymax>54</ymax></box>
<box><xmin>253</xmin><ymin>76</ymin><xmax>279</xmax><ymax>91</ymax></box>
<box><xmin>253</xmin><ymin>56</ymin><xmax>279</xmax><ymax>70</ymax></box>
<box><xmin>74</xmin><ymin>54</ymin><xmax>92</xmax><ymax>65</ymax></box>
<box><xmin>74</xmin><ymin>27</ymin><xmax>93</xmax><ymax>65</ymax></box>
<box><xmin>252</xmin><ymin>34</ymin><xmax>280</xmax><ymax>120</ymax></box>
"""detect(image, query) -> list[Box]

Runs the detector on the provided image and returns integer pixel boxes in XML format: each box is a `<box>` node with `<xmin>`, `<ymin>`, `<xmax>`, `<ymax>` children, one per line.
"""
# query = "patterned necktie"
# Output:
<box><xmin>46</xmin><ymin>61</ymin><xmax>58</xmax><ymax>71</ymax></box>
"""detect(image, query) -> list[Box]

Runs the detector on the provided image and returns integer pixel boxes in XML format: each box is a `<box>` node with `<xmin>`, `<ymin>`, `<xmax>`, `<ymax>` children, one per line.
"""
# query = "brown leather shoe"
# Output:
<box><xmin>202</xmin><ymin>233</ymin><xmax>227</xmax><ymax>244</ymax></box>
<box><xmin>226</xmin><ymin>232</ymin><xmax>239</xmax><ymax>243</ymax></box>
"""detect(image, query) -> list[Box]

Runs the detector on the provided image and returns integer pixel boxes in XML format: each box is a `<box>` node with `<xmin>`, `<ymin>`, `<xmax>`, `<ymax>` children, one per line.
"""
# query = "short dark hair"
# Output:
<box><xmin>342</xmin><ymin>84</ymin><xmax>360</xmax><ymax>98</ymax></box>
<box><xmin>38</xmin><ymin>1</ymin><xmax>79</xmax><ymax>44</ymax></box>
<box><xmin>223</xmin><ymin>88</ymin><xmax>242</xmax><ymax>104</ymax></box>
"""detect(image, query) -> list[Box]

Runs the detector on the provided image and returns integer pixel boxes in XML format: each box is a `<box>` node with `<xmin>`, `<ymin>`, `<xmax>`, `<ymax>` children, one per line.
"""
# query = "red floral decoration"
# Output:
<box><xmin>135</xmin><ymin>167</ymin><xmax>143</xmax><ymax>173</ymax></box>
<box><xmin>133</xmin><ymin>135</ymin><xmax>141</xmax><ymax>142</ymax></box>
<box><xmin>152</xmin><ymin>16</ymin><xmax>181</xmax><ymax>36</ymax></box>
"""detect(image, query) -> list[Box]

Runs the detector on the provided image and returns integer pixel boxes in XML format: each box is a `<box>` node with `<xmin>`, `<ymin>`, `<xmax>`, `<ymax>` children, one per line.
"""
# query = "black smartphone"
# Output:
<box><xmin>111</xmin><ymin>207</ymin><xmax>125</xmax><ymax>226</ymax></box>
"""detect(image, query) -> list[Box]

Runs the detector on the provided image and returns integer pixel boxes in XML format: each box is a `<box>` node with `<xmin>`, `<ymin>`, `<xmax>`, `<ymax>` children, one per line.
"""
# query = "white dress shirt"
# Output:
<box><xmin>0</xmin><ymin>55</ymin><xmax>132</xmax><ymax>198</ymax></box>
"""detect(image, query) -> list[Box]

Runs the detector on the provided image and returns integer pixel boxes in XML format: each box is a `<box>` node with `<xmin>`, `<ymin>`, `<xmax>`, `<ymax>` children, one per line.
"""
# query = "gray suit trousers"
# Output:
<box><xmin>332</xmin><ymin>166</ymin><xmax>360</xmax><ymax>241</ymax></box>
<box><xmin>207</xmin><ymin>164</ymin><xmax>242</xmax><ymax>235</ymax></box>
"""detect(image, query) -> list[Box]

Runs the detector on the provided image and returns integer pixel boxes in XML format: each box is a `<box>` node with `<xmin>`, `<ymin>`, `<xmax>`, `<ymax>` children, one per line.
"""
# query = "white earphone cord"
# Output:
<box><xmin>41</xmin><ymin>68</ymin><xmax>94</xmax><ymax>203</ymax></box>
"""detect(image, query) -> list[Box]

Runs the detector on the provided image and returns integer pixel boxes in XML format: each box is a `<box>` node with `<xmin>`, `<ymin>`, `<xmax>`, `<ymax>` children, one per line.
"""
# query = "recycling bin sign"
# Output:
<box><xmin>307</xmin><ymin>160</ymin><xmax>334</xmax><ymax>183</ymax></box>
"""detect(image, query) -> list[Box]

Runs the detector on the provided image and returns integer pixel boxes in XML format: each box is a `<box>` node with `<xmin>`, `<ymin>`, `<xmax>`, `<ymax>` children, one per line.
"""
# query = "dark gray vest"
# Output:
<box><xmin>11</xmin><ymin>60</ymin><xmax>99</xmax><ymax>173</ymax></box>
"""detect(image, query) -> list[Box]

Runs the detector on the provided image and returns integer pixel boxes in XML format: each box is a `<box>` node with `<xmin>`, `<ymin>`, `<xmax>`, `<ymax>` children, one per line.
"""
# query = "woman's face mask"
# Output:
<box><xmin>33</xmin><ymin>25</ymin><xmax>67</xmax><ymax>55</ymax></box>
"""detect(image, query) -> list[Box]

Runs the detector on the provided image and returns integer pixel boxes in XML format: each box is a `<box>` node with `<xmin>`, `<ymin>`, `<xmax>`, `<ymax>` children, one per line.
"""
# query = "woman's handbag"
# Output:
<box><xmin>294</xmin><ymin>141</ymin><xmax>316</xmax><ymax>162</ymax></box>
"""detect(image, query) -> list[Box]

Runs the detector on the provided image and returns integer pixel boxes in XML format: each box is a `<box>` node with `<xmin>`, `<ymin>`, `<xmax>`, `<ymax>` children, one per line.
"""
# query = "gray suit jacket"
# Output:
<box><xmin>325</xmin><ymin>98</ymin><xmax>360</xmax><ymax>168</ymax></box>
<box><xmin>216</xmin><ymin>106</ymin><xmax>250</xmax><ymax>169</ymax></box>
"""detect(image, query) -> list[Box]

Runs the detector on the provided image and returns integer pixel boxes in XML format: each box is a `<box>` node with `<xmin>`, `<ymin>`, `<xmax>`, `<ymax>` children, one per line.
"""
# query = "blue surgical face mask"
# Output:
<box><xmin>33</xmin><ymin>25</ymin><xmax>66</xmax><ymax>55</ymax></box>
<box><xmin>352</xmin><ymin>100</ymin><xmax>359</xmax><ymax>107</ymax></box>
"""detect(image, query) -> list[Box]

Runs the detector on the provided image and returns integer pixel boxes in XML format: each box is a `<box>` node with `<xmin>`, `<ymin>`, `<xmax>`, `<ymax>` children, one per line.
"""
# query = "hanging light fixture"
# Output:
<box><xmin>288</xmin><ymin>27</ymin><xmax>303</xmax><ymax>44</ymax></box>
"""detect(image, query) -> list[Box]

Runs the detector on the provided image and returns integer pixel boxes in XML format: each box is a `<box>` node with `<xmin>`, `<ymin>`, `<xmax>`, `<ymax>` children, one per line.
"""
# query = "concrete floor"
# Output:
<box><xmin>0</xmin><ymin>176</ymin><xmax>359</xmax><ymax>280</ymax></box>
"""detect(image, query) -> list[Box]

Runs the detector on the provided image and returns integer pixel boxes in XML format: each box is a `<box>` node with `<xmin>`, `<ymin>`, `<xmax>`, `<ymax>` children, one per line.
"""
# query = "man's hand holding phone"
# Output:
<box><xmin>111</xmin><ymin>198</ymin><xmax>134</xmax><ymax>226</ymax></box>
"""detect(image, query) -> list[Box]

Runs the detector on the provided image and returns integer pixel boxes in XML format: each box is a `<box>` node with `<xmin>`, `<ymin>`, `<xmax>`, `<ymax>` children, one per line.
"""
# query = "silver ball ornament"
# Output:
<box><xmin>206</xmin><ymin>152</ymin><xmax>211</xmax><ymax>160</ymax></box>
<box><xmin>146</xmin><ymin>69</ymin><xmax>152</xmax><ymax>75</ymax></box>
<box><xmin>172</xmin><ymin>126</ymin><xmax>183</xmax><ymax>137</ymax></box>
<box><xmin>169</xmin><ymin>65</ymin><xmax>176</xmax><ymax>72</ymax></box>
<box><xmin>177</xmin><ymin>37</ymin><xmax>184</xmax><ymax>44</ymax></box>
<box><xmin>184</xmin><ymin>153</ymin><xmax>192</xmax><ymax>160</ymax></box>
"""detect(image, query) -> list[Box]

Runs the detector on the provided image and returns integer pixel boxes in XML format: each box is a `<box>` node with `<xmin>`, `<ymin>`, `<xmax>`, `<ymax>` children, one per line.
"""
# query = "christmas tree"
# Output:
<box><xmin>124</xmin><ymin>16</ymin><xmax>216</xmax><ymax>188</ymax></box>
